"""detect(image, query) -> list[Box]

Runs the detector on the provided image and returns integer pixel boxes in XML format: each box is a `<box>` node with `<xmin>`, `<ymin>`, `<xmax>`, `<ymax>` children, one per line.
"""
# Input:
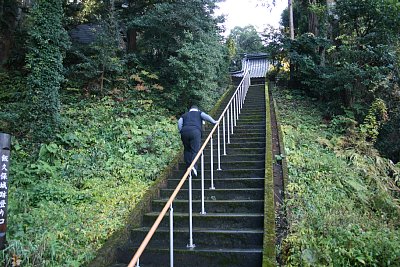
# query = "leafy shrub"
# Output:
<box><xmin>25</xmin><ymin>0</ymin><xmax>70</xmax><ymax>142</ymax></box>
<box><xmin>1</xmin><ymin>95</ymin><xmax>180</xmax><ymax>266</ymax></box>
<box><xmin>274</xmin><ymin>88</ymin><xmax>400</xmax><ymax>266</ymax></box>
<box><xmin>0</xmin><ymin>71</ymin><xmax>28</xmax><ymax>136</ymax></box>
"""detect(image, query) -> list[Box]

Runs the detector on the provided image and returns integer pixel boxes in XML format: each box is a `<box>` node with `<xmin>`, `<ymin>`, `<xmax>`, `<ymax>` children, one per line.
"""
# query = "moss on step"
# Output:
<box><xmin>272</xmin><ymin>95</ymin><xmax>289</xmax><ymax>205</ymax></box>
<box><xmin>262</xmin><ymin>82</ymin><xmax>277</xmax><ymax>266</ymax></box>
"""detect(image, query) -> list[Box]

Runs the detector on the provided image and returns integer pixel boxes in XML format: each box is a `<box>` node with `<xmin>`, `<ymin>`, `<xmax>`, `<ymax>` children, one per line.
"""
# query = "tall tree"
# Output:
<box><xmin>229</xmin><ymin>25</ymin><xmax>265</xmax><ymax>55</ymax></box>
<box><xmin>25</xmin><ymin>0</ymin><xmax>70</xmax><ymax>141</ymax></box>
<box><xmin>288</xmin><ymin>0</ymin><xmax>294</xmax><ymax>39</ymax></box>
<box><xmin>130</xmin><ymin>0</ymin><xmax>227</xmax><ymax>111</ymax></box>
<box><xmin>70</xmin><ymin>0</ymin><xmax>123</xmax><ymax>94</ymax></box>
<box><xmin>122</xmin><ymin>0</ymin><xmax>167</xmax><ymax>52</ymax></box>
<box><xmin>228</xmin><ymin>25</ymin><xmax>265</xmax><ymax>71</ymax></box>
<box><xmin>226</xmin><ymin>36</ymin><xmax>237</xmax><ymax>70</ymax></box>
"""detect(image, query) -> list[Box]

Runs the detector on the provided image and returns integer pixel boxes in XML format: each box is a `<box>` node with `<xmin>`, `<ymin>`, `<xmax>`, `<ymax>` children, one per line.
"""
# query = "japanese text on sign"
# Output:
<box><xmin>0</xmin><ymin>152</ymin><xmax>9</xmax><ymax>225</ymax></box>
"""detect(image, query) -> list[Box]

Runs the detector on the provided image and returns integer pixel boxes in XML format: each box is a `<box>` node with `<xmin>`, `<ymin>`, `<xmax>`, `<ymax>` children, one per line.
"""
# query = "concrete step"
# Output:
<box><xmin>203</xmin><ymin>131</ymin><xmax>266</xmax><ymax>139</ymax></box>
<box><xmin>143</xmin><ymin>212</ymin><xmax>264</xmax><ymax>229</ymax></box>
<box><xmin>236</xmin><ymin>118</ymin><xmax>266</xmax><ymax>123</ymax></box>
<box><xmin>240</xmin><ymin>108</ymin><xmax>266</xmax><ymax>113</ymax></box>
<box><xmin>171</xmin><ymin>168</ymin><xmax>265</xmax><ymax>179</ymax></box>
<box><xmin>203</xmin><ymin>153</ymin><xmax>265</xmax><ymax>161</ymax></box>
<box><xmin>233</xmin><ymin>124</ymin><xmax>266</xmax><ymax>129</ymax></box>
<box><xmin>204</xmin><ymin>125</ymin><xmax>266</xmax><ymax>134</ymax></box>
<box><xmin>223</xmin><ymin>136</ymin><xmax>265</xmax><ymax>143</ymax></box>
<box><xmin>118</xmin><ymin>247</ymin><xmax>262</xmax><ymax>267</ymax></box>
<box><xmin>159</xmin><ymin>188</ymin><xmax>264</xmax><ymax>200</ymax></box>
<box><xmin>238</xmin><ymin>113</ymin><xmax>265</xmax><ymax>118</ymax></box>
<box><xmin>152</xmin><ymin>199</ymin><xmax>264</xmax><ymax>213</ymax></box>
<box><xmin>226</xmin><ymin>124</ymin><xmax>265</xmax><ymax>130</ymax></box>
<box><xmin>201</xmin><ymin>141</ymin><xmax>265</xmax><ymax>149</ymax></box>
<box><xmin>130</xmin><ymin>227</ymin><xmax>263</xmax><ymax>249</ymax></box>
<box><xmin>178</xmin><ymin>160</ymin><xmax>265</xmax><ymax>170</ymax></box>
<box><xmin>203</xmin><ymin>147</ymin><xmax>265</xmax><ymax>156</ymax></box>
<box><xmin>167</xmin><ymin>177</ymin><xmax>265</xmax><ymax>190</ymax></box>
<box><xmin>227</xmin><ymin>132</ymin><xmax>265</xmax><ymax>138</ymax></box>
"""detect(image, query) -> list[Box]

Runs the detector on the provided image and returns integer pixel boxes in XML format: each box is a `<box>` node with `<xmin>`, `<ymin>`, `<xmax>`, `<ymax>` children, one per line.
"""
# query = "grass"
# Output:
<box><xmin>273</xmin><ymin>87</ymin><xmax>400</xmax><ymax>266</ymax></box>
<box><xmin>1</xmin><ymin>95</ymin><xmax>181</xmax><ymax>266</ymax></box>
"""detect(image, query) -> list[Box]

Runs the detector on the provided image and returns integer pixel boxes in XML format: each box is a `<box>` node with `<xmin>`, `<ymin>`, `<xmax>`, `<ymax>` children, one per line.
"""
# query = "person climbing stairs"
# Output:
<box><xmin>113</xmin><ymin>84</ymin><xmax>267</xmax><ymax>267</ymax></box>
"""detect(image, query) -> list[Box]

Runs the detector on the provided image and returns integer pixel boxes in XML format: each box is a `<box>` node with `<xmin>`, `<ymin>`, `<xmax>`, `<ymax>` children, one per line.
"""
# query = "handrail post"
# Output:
<box><xmin>217</xmin><ymin>125</ymin><xmax>221</xmax><ymax>170</ymax></box>
<box><xmin>227</xmin><ymin>110</ymin><xmax>230</xmax><ymax>144</ymax></box>
<box><xmin>223</xmin><ymin>116</ymin><xmax>226</xmax><ymax>155</ymax></box>
<box><xmin>233</xmin><ymin>95</ymin><xmax>237</xmax><ymax>126</ymax></box>
<box><xmin>241</xmin><ymin>84</ymin><xmax>244</xmax><ymax>108</ymax></box>
<box><xmin>247</xmin><ymin>74</ymin><xmax>250</xmax><ymax>96</ymax></box>
<box><xmin>187</xmin><ymin>172</ymin><xmax>195</xmax><ymax>248</ymax></box>
<box><xmin>236</xmin><ymin>94</ymin><xmax>239</xmax><ymax>121</ymax></box>
<box><xmin>238</xmin><ymin>89</ymin><xmax>242</xmax><ymax>113</ymax></box>
<box><xmin>238</xmin><ymin>86</ymin><xmax>241</xmax><ymax>110</ymax></box>
<box><xmin>210</xmin><ymin>136</ymin><xmax>215</xmax><ymax>190</ymax></box>
<box><xmin>230</xmin><ymin>103</ymin><xmax>234</xmax><ymax>134</ymax></box>
<box><xmin>136</xmin><ymin>259</ymin><xmax>140</xmax><ymax>267</ymax></box>
<box><xmin>200</xmin><ymin>152</ymin><xmax>206</xmax><ymax>214</ymax></box>
<box><xmin>170</xmin><ymin>203</ymin><xmax>174</xmax><ymax>267</ymax></box>
<box><xmin>239</xmin><ymin>85</ymin><xmax>242</xmax><ymax>110</ymax></box>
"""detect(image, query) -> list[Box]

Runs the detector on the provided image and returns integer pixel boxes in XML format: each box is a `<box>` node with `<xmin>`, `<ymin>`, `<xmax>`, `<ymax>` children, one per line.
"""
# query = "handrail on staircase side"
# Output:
<box><xmin>127</xmin><ymin>70</ymin><xmax>251</xmax><ymax>267</ymax></box>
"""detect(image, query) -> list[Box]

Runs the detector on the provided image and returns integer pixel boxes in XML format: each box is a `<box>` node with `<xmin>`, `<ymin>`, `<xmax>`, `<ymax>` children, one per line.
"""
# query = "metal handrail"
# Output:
<box><xmin>127</xmin><ymin>70</ymin><xmax>251</xmax><ymax>267</ymax></box>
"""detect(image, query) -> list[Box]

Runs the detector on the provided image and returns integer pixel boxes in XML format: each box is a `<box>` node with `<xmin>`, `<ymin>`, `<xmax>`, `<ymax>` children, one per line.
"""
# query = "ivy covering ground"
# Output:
<box><xmin>275</xmin><ymin>88</ymin><xmax>400</xmax><ymax>266</ymax></box>
<box><xmin>1</xmin><ymin>96</ymin><xmax>180</xmax><ymax>266</ymax></box>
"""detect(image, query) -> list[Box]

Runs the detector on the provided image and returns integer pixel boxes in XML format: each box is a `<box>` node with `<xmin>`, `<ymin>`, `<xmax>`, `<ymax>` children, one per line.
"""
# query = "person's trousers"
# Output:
<box><xmin>180</xmin><ymin>128</ymin><xmax>201</xmax><ymax>170</ymax></box>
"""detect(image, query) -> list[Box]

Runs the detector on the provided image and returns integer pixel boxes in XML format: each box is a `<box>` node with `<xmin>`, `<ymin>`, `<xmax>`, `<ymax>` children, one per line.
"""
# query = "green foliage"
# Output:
<box><xmin>168</xmin><ymin>31</ymin><xmax>228</xmax><ymax>112</ymax></box>
<box><xmin>360</xmin><ymin>99</ymin><xmax>388</xmax><ymax>143</ymax></box>
<box><xmin>229</xmin><ymin>25</ymin><xmax>265</xmax><ymax>55</ymax></box>
<box><xmin>64</xmin><ymin>0</ymin><xmax>107</xmax><ymax>25</ymax></box>
<box><xmin>67</xmin><ymin>1</ymin><xmax>123</xmax><ymax>95</ymax></box>
<box><xmin>1</xmin><ymin>95</ymin><xmax>180</xmax><ymax>266</ymax></box>
<box><xmin>226</xmin><ymin>36</ymin><xmax>237</xmax><ymax>61</ymax></box>
<box><xmin>274</xmin><ymin>88</ymin><xmax>400</xmax><ymax>266</ymax></box>
<box><xmin>266</xmin><ymin>0</ymin><xmax>400</xmax><ymax>162</ymax></box>
<box><xmin>228</xmin><ymin>25</ymin><xmax>265</xmax><ymax>70</ymax></box>
<box><xmin>0</xmin><ymin>1</ymin><xmax>231</xmax><ymax>265</ymax></box>
<box><xmin>25</xmin><ymin>0</ymin><xmax>70</xmax><ymax>142</ymax></box>
<box><xmin>0</xmin><ymin>0</ymin><xmax>18</xmax><ymax>34</ymax></box>
<box><xmin>130</xmin><ymin>0</ymin><xmax>228</xmax><ymax>112</ymax></box>
<box><xmin>0</xmin><ymin>70</ymin><xmax>28</xmax><ymax>136</ymax></box>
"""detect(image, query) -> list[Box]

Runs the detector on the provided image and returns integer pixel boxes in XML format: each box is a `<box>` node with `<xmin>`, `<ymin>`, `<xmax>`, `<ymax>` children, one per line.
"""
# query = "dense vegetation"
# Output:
<box><xmin>0</xmin><ymin>0</ymin><xmax>229</xmax><ymax>265</ymax></box>
<box><xmin>274</xmin><ymin>87</ymin><xmax>400</xmax><ymax>266</ymax></box>
<box><xmin>226</xmin><ymin>25</ymin><xmax>266</xmax><ymax>71</ymax></box>
<box><xmin>5</xmin><ymin>97</ymin><xmax>180</xmax><ymax>266</ymax></box>
<box><xmin>265</xmin><ymin>0</ymin><xmax>400</xmax><ymax>162</ymax></box>
<box><xmin>265</xmin><ymin>0</ymin><xmax>400</xmax><ymax>265</ymax></box>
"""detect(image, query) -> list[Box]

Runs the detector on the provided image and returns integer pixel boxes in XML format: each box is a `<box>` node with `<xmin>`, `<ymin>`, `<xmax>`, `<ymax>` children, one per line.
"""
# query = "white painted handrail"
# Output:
<box><xmin>127</xmin><ymin>70</ymin><xmax>251</xmax><ymax>267</ymax></box>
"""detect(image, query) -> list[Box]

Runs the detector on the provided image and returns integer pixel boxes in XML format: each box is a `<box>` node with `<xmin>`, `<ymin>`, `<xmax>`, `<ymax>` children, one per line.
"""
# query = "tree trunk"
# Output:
<box><xmin>320</xmin><ymin>46</ymin><xmax>326</xmax><ymax>67</ymax></box>
<box><xmin>127</xmin><ymin>28</ymin><xmax>137</xmax><ymax>52</ymax></box>
<box><xmin>100</xmin><ymin>65</ymin><xmax>105</xmax><ymax>95</ymax></box>
<box><xmin>308</xmin><ymin>0</ymin><xmax>318</xmax><ymax>36</ymax></box>
<box><xmin>288</xmin><ymin>0</ymin><xmax>295</xmax><ymax>88</ymax></box>
<box><xmin>319</xmin><ymin>0</ymin><xmax>332</xmax><ymax>67</ymax></box>
<box><xmin>288</xmin><ymin>0</ymin><xmax>294</xmax><ymax>40</ymax></box>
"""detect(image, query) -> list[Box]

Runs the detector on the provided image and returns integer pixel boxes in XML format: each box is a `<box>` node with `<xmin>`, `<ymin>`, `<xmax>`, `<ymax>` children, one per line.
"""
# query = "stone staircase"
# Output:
<box><xmin>115</xmin><ymin>84</ymin><xmax>267</xmax><ymax>266</ymax></box>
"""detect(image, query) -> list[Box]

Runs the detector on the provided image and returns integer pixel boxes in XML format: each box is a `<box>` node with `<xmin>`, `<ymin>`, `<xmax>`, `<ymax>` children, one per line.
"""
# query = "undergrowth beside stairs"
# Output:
<box><xmin>274</xmin><ymin>88</ymin><xmax>400</xmax><ymax>266</ymax></box>
<box><xmin>1</xmin><ymin>96</ymin><xmax>180</xmax><ymax>266</ymax></box>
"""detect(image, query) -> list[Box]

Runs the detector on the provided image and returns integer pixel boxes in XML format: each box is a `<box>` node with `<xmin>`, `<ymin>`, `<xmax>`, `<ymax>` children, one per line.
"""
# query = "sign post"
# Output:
<box><xmin>0</xmin><ymin>133</ymin><xmax>11</xmax><ymax>250</ymax></box>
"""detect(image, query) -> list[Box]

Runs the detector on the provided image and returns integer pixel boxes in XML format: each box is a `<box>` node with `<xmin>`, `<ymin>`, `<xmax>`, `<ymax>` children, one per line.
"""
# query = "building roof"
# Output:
<box><xmin>69</xmin><ymin>24</ymin><xmax>101</xmax><ymax>44</ymax></box>
<box><xmin>231</xmin><ymin>53</ymin><xmax>269</xmax><ymax>79</ymax></box>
